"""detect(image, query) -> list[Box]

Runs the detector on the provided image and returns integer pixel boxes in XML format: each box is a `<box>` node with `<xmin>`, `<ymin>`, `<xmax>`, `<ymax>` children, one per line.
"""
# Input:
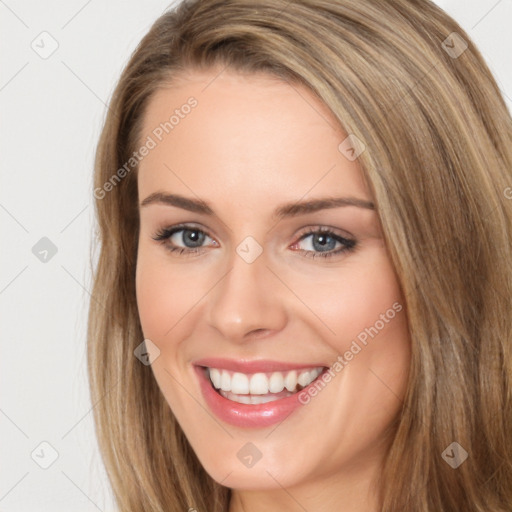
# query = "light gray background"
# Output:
<box><xmin>1</xmin><ymin>1</ymin><xmax>510</xmax><ymax>510</ymax></box>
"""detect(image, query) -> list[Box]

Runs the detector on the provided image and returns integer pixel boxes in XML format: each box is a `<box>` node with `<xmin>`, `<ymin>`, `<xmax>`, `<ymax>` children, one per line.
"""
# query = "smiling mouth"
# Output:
<box><xmin>201</xmin><ymin>366</ymin><xmax>328</xmax><ymax>405</ymax></box>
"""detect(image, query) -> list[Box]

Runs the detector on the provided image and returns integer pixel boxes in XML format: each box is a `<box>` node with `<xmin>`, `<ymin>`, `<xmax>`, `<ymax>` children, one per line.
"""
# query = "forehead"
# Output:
<box><xmin>137</xmin><ymin>68</ymin><xmax>370</xmax><ymax>209</ymax></box>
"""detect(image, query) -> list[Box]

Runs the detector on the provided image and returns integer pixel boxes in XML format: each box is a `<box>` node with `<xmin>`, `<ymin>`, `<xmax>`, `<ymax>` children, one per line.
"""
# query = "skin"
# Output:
<box><xmin>135</xmin><ymin>66</ymin><xmax>411</xmax><ymax>512</ymax></box>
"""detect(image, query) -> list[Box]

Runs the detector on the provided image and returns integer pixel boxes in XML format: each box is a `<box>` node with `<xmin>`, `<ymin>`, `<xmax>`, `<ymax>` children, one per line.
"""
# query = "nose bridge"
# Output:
<box><xmin>206</xmin><ymin>238</ymin><xmax>287</xmax><ymax>341</ymax></box>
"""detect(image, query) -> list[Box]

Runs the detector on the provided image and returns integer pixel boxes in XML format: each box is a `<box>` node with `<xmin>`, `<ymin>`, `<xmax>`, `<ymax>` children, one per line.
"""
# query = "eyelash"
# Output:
<box><xmin>151</xmin><ymin>224</ymin><xmax>357</xmax><ymax>260</ymax></box>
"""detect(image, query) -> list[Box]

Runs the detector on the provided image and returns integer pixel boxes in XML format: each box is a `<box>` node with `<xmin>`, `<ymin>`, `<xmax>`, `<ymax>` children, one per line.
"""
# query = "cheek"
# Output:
<box><xmin>135</xmin><ymin>249</ymin><xmax>203</xmax><ymax>408</ymax></box>
<box><xmin>290</xmin><ymin>251</ymin><xmax>404</xmax><ymax>348</ymax></box>
<box><xmin>135</xmin><ymin>248</ymin><xmax>205</xmax><ymax>341</ymax></box>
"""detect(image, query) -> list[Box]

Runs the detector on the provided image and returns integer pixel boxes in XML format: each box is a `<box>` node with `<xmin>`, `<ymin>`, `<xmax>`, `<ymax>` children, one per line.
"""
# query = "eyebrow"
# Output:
<box><xmin>140</xmin><ymin>192</ymin><xmax>375</xmax><ymax>219</ymax></box>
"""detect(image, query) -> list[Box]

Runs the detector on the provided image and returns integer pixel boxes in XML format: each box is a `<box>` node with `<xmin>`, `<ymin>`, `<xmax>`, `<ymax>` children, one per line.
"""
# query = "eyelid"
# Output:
<box><xmin>295</xmin><ymin>224</ymin><xmax>355</xmax><ymax>240</ymax></box>
<box><xmin>153</xmin><ymin>222</ymin><xmax>354</xmax><ymax>241</ymax></box>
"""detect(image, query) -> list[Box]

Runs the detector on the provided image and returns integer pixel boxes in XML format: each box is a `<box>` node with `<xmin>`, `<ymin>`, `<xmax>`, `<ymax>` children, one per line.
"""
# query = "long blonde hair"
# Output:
<box><xmin>88</xmin><ymin>0</ymin><xmax>512</xmax><ymax>510</ymax></box>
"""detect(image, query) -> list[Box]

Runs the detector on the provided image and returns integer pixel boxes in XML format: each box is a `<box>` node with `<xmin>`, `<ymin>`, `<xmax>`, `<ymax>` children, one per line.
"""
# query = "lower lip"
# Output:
<box><xmin>194</xmin><ymin>365</ymin><xmax>322</xmax><ymax>428</ymax></box>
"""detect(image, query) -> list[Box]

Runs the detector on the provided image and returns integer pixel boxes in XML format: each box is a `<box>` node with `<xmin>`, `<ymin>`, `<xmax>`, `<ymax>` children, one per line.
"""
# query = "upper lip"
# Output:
<box><xmin>193</xmin><ymin>357</ymin><xmax>328</xmax><ymax>374</ymax></box>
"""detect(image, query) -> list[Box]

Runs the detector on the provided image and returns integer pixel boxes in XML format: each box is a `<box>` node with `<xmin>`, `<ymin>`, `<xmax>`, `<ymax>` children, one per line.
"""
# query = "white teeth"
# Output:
<box><xmin>284</xmin><ymin>370</ymin><xmax>297</xmax><ymax>392</ymax></box>
<box><xmin>220</xmin><ymin>389</ymin><xmax>293</xmax><ymax>404</ymax></box>
<box><xmin>209</xmin><ymin>368</ymin><xmax>221</xmax><ymax>389</ymax></box>
<box><xmin>220</xmin><ymin>370</ymin><xmax>231</xmax><ymax>391</ymax></box>
<box><xmin>231</xmin><ymin>372</ymin><xmax>249</xmax><ymax>394</ymax></box>
<box><xmin>234</xmin><ymin>393</ymin><xmax>251</xmax><ymax>404</ymax></box>
<box><xmin>269</xmin><ymin>372</ymin><xmax>285</xmax><ymax>393</ymax></box>
<box><xmin>249</xmin><ymin>373</ymin><xmax>268</xmax><ymax>394</ymax></box>
<box><xmin>307</xmin><ymin>367</ymin><xmax>322</xmax><ymax>382</ymax></box>
<box><xmin>207</xmin><ymin>366</ymin><xmax>324</xmax><ymax>396</ymax></box>
<box><xmin>297</xmin><ymin>370</ymin><xmax>311</xmax><ymax>387</ymax></box>
<box><xmin>250</xmin><ymin>394</ymin><xmax>277</xmax><ymax>404</ymax></box>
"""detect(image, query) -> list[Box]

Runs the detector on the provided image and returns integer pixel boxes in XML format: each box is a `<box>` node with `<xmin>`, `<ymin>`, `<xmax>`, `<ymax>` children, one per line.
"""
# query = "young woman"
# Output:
<box><xmin>88</xmin><ymin>0</ymin><xmax>512</xmax><ymax>510</ymax></box>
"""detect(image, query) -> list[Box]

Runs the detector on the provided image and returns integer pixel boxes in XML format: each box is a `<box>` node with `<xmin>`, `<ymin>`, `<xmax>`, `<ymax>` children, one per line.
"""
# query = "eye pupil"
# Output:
<box><xmin>313</xmin><ymin>233</ymin><xmax>335</xmax><ymax>251</ymax></box>
<box><xmin>184</xmin><ymin>229</ymin><xmax>204</xmax><ymax>247</ymax></box>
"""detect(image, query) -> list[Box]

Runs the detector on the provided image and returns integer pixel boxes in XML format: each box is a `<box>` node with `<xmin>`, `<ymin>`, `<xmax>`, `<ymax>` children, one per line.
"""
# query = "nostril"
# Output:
<box><xmin>246</xmin><ymin>328</ymin><xmax>271</xmax><ymax>340</ymax></box>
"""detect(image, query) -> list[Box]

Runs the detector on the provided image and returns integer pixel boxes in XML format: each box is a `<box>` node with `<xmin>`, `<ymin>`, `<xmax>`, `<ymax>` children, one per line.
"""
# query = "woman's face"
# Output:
<box><xmin>136</xmin><ymin>67</ymin><xmax>411</xmax><ymax>502</ymax></box>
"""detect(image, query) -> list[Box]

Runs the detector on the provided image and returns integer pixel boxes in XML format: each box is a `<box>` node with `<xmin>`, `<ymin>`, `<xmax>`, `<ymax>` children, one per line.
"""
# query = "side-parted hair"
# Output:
<box><xmin>88</xmin><ymin>0</ymin><xmax>512</xmax><ymax>510</ymax></box>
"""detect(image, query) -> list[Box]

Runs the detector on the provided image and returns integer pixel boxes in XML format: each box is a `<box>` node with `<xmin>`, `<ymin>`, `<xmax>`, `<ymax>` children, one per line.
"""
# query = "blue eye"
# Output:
<box><xmin>152</xmin><ymin>224</ymin><xmax>356</xmax><ymax>259</ymax></box>
<box><xmin>293</xmin><ymin>227</ymin><xmax>356</xmax><ymax>259</ymax></box>
<box><xmin>152</xmin><ymin>225</ymin><xmax>214</xmax><ymax>255</ymax></box>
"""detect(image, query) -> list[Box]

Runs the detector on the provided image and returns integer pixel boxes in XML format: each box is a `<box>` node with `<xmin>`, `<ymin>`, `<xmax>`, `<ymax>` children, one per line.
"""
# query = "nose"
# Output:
<box><xmin>205</xmin><ymin>245</ymin><xmax>288</xmax><ymax>343</ymax></box>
